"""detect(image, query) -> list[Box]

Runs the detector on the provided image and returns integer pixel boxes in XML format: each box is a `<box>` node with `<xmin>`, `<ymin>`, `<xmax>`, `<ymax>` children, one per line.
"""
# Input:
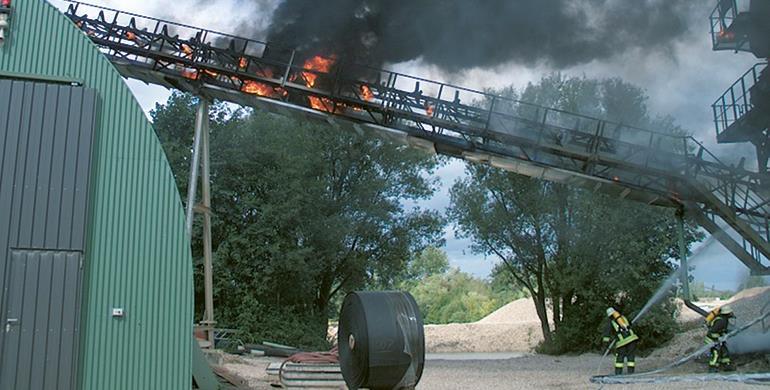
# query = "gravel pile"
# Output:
<box><xmin>651</xmin><ymin>287</ymin><xmax>770</xmax><ymax>362</ymax></box>
<box><xmin>727</xmin><ymin>286</ymin><xmax>770</xmax><ymax>333</ymax></box>
<box><xmin>476</xmin><ymin>298</ymin><xmax>541</xmax><ymax>324</ymax></box>
<box><xmin>425</xmin><ymin>322</ymin><xmax>543</xmax><ymax>353</ymax></box>
<box><xmin>425</xmin><ymin>297</ymin><xmax>547</xmax><ymax>353</ymax></box>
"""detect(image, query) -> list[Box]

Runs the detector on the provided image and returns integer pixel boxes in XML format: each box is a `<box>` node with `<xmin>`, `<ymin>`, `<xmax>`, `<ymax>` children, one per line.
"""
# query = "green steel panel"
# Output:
<box><xmin>0</xmin><ymin>1</ymin><xmax>193</xmax><ymax>389</ymax></box>
<box><xmin>192</xmin><ymin>338</ymin><xmax>220</xmax><ymax>390</ymax></box>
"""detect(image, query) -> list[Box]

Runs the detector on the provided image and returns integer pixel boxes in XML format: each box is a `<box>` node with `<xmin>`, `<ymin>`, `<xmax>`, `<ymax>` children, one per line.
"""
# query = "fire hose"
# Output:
<box><xmin>591</xmin><ymin>309</ymin><xmax>770</xmax><ymax>385</ymax></box>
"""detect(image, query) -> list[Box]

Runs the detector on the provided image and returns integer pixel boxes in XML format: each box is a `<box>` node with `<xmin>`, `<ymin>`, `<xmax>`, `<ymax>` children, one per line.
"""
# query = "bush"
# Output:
<box><xmin>225</xmin><ymin>295</ymin><xmax>331</xmax><ymax>351</ymax></box>
<box><xmin>632</xmin><ymin>303</ymin><xmax>680</xmax><ymax>352</ymax></box>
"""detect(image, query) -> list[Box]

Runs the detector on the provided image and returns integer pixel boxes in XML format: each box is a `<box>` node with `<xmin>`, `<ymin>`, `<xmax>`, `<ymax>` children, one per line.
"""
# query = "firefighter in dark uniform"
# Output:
<box><xmin>603</xmin><ymin>307</ymin><xmax>640</xmax><ymax>375</ymax></box>
<box><xmin>705</xmin><ymin>304</ymin><xmax>735</xmax><ymax>373</ymax></box>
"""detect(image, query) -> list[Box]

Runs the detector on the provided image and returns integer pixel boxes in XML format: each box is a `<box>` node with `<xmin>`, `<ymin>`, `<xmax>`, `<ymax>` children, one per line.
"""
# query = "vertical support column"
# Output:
<box><xmin>755</xmin><ymin>141</ymin><xmax>769</xmax><ymax>177</ymax></box>
<box><xmin>200</xmin><ymin>104</ymin><xmax>216</xmax><ymax>348</ymax></box>
<box><xmin>677</xmin><ymin>207</ymin><xmax>691</xmax><ymax>300</ymax></box>
<box><xmin>185</xmin><ymin>99</ymin><xmax>216</xmax><ymax>348</ymax></box>
<box><xmin>185</xmin><ymin>100</ymin><xmax>209</xmax><ymax>237</ymax></box>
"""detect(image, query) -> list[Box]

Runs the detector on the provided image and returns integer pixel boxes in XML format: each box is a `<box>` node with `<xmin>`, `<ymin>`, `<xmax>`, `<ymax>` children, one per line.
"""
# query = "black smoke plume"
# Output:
<box><xmin>264</xmin><ymin>0</ymin><xmax>697</xmax><ymax>71</ymax></box>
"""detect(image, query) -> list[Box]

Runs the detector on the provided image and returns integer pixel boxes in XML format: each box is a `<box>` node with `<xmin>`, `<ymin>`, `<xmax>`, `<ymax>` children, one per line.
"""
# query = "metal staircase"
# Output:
<box><xmin>710</xmin><ymin>0</ymin><xmax>770</xmax><ymax>177</ymax></box>
<box><xmin>713</xmin><ymin>63</ymin><xmax>769</xmax><ymax>143</ymax></box>
<box><xmin>62</xmin><ymin>1</ymin><xmax>770</xmax><ymax>274</ymax></box>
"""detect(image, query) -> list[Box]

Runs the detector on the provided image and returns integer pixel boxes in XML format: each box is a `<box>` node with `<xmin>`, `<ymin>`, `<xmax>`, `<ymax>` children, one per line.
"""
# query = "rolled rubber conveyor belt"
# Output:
<box><xmin>338</xmin><ymin>291</ymin><xmax>425</xmax><ymax>390</ymax></box>
<box><xmin>591</xmin><ymin>310</ymin><xmax>770</xmax><ymax>385</ymax></box>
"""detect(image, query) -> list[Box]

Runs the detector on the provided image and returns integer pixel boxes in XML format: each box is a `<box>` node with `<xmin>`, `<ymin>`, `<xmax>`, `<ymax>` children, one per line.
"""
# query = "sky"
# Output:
<box><xmin>52</xmin><ymin>0</ymin><xmax>768</xmax><ymax>290</ymax></box>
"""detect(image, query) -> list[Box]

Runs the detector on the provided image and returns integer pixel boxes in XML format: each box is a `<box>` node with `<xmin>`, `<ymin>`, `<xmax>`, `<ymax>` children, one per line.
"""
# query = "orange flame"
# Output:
<box><xmin>302</xmin><ymin>55</ymin><xmax>336</xmax><ymax>88</ymax></box>
<box><xmin>361</xmin><ymin>85</ymin><xmax>374</xmax><ymax>101</ymax></box>
<box><xmin>308</xmin><ymin>96</ymin><xmax>328</xmax><ymax>110</ymax></box>
<box><xmin>181</xmin><ymin>44</ymin><xmax>194</xmax><ymax>59</ymax></box>
<box><xmin>241</xmin><ymin>80</ymin><xmax>274</xmax><ymax>97</ymax></box>
<box><xmin>297</xmin><ymin>55</ymin><xmax>337</xmax><ymax>111</ymax></box>
<box><xmin>239</xmin><ymin>57</ymin><xmax>248</xmax><ymax>69</ymax></box>
<box><xmin>124</xmin><ymin>31</ymin><xmax>137</xmax><ymax>41</ymax></box>
<box><xmin>718</xmin><ymin>28</ymin><xmax>735</xmax><ymax>41</ymax></box>
<box><xmin>203</xmin><ymin>69</ymin><xmax>219</xmax><ymax>78</ymax></box>
<box><xmin>181</xmin><ymin>69</ymin><xmax>198</xmax><ymax>80</ymax></box>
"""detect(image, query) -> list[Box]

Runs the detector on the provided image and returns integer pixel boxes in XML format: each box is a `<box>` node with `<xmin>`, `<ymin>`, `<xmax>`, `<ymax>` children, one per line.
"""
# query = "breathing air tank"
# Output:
<box><xmin>338</xmin><ymin>291</ymin><xmax>425</xmax><ymax>390</ymax></box>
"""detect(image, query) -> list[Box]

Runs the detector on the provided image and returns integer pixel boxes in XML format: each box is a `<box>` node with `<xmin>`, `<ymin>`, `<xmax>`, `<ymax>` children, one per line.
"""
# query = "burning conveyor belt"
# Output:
<box><xmin>63</xmin><ymin>1</ymin><xmax>770</xmax><ymax>274</ymax></box>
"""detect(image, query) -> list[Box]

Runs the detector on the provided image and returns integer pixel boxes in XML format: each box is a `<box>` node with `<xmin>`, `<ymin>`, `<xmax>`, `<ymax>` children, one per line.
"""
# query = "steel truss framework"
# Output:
<box><xmin>710</xmin><ymin>0</ymin><xmax>770</xmax><ymax>178</ymax></box>
<box><xmin>63</xmin><ymin>1</ymin><xmax>770</xmax><ymax>274</ymax></box>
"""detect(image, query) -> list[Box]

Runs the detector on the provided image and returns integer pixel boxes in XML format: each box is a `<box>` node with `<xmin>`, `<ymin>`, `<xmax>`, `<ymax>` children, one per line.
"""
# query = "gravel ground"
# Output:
<box><xmin>224</xmin><ymin>353</ymin><xmax>768</xmax><ymax>389</ymax></box>
<box><xmin>222</xmin><ymin>287</ymin><xmax>770</xmax><ymax>389</ymax></box>
<box><xmin>418</xmin><ymin>354</ymin><xmax>767</xmax><ymax>390</ymax></box>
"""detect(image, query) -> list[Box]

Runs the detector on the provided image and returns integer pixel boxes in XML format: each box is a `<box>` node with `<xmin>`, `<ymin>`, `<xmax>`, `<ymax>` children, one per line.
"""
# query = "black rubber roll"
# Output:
<box><xmin>338</xmin><ymin>291</ymin><xmax>425</xmax><ymax>390</ymax></box>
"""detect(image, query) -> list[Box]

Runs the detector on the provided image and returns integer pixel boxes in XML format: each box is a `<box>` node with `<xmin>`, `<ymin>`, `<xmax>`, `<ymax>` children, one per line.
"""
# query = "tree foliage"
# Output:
<box><xmin>406</xmin><ymin>246</ymin><xmax>450</xmax><ymax>281</ymax></box>
<box><xmin>409</xmin><ymin>269</ymin><xmax>499</xmax><ymax>324</ymax></box>
<box><xmin>449</xmin><ymin>74</ymin><xmax>703</xmax><ymax>353</ymax></box>
<box><xmin>399</xmin><ymin>246</ymin><xmax>516</xmax><ymax>324</ymax></box>
<box><xmin>151</xmin><ymin>92</ymin><xmax>444</xmax><ymax>348</ymax></box>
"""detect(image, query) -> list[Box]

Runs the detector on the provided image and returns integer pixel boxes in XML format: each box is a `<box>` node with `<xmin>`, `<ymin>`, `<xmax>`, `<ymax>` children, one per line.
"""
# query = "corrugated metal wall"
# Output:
<box><xmin>0</xmin><ymin>79</ymin><xmax>97</xmax><ymax>390</ymax></box>
<box><xmin>0</xmin><ymin>1</ymin><xmax>193</xmax><ymax>389</ymax></box>
<box><xmin>2</xmin><ymin>249</ymin><xmax>83</xmax><ymax>390</ymax></box>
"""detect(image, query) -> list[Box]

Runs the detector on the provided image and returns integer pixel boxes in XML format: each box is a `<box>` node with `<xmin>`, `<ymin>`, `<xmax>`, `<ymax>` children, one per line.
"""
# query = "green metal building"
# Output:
<box><xmin>0</xmin><ymin>0</ymin><xmax>194</xmax><ymax>388</ymax></box>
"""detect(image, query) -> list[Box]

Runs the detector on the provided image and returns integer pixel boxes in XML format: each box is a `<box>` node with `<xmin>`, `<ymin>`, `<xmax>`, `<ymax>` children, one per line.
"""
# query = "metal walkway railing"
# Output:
<box><xmin>62</xmin><ymin>1</ymin><xmax>770</xmax><ymax>274</ymax></box>
<box><xmin>710</xmin><ymin>0</ymin><xmax>752</xmax><ymax>53</ymax></box>
<box><xmin>713</xmin><ymin>63</ymin><xmax>768</xmax><ymax>142</ymax></box>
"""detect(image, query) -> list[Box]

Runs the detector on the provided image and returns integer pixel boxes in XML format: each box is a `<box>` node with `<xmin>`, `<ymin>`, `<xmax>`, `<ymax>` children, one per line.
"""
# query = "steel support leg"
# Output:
<box><xmin>200</xmin><ymin>104</ymin><xmax>216</xmax><ymax>348</ymax></box>
<box><xmin>185</xmin><ymin>100</ymin><xmax>209</xmax><ymax>237</ymax></box>
<box><xmin>677</xmin><ymin>207</ymin><xmax>690</xmax><ymax>300</ymax></box>
<box><xmin>185</xmin><ymin>99</ymin><xmax>216</xmax><ymax>348</ymax></box>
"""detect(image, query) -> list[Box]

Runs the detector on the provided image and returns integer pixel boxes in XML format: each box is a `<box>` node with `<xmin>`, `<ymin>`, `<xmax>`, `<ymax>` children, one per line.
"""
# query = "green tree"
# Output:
<box><xmin>151</xmin><ymin>93</ymin><xmax>445</xmax><ymax>348</ymax></box>
<box><xmin>449</xmin><ymin>74</ymin><xmax>702</xmax><ymax>352</ymax></box>
<box><xmin>409</xmin><ymin>269</ymin><xmax>499</xmax><ymax>324</ymax></box>
<box><xmin>489</xmin><ymin>266</ymin><xmax>529</xmax><ymax>304</ymax></box>
<box><xmin>407</xmin><ymin>246</ymin><xmax>450</xmax><ymax>280</ymax></box>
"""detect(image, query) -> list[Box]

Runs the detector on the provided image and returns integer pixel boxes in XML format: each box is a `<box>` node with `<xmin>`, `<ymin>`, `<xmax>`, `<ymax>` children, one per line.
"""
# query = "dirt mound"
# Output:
<box><xmin>476</xmin><ymin>298</ymin><xmax>540</xmax><ymax>324</ymax></box>
<box><xmin>425</xmin><ymin>322</ymin><xmax>543</xmax><ymax>353</ymax></box>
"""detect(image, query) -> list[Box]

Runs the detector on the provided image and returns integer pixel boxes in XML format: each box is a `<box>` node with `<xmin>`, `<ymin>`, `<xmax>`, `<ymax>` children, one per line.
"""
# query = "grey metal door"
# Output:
<box><xmin>1</xmin><ymin>250</ymin><xmax>82</xmax><ymax>390</ymax></box>
<box><xmin>0</xmin><ymin>79</ymin><xmax>97</xmax><ymax>390</ymax></box>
